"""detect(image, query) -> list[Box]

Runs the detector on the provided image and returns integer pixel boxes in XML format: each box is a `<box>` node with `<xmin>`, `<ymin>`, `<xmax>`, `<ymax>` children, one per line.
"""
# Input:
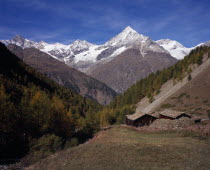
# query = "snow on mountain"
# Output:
<box><xmin>1</xmin><ymin>35</ymin><xmax>36</xmax><ymax>48</ymax></box>
<box><xmin>156</xmin><ymin>39</ymin><xmax>192</xmax><ymax>60</ymax></box>
<box><xmin>2</xmin><ymin>26</ymin><xmax>199</xmax><ymax>72</ymax></box>
<box><xmin>36</xmin><ymin>42</ymin><xmax>72</xmax><ymax>60</ymax></box>
<box><xmin>1</xmin><ymin>36</ymin><xmax>94</xmax><ymax>62</ymax></box>
<box><xmin>70</xmin><ymin>40</ymin><xmax>93</xmax><ymax>54</ymax></box>
<box><xmin>74</xmin><ymin>45</ymin><xmax>106</xmax><ymax>63</ymax></box>
<box><xmin>104</xmin><ymin>26</ymin><xmax>148</xmax><ymax>47</ymax></box>
<box><xmin>109</xmin><ymin>46</ymin><xmax>127</xmax><ymax>58</ymax></box>
<box><xmin>69</xmin><ymin>26</ymin><xmax>169</xmax><ymax>66</ymax></box>
<box><xmin>196</xmin><ymin>41</ymin><xmax>210</xmax><ymax>47</ymax></box>
<box><xmin>0</xmin><ymin>27</ymin><xmax>171</xmax><ymax>72</ymax></box>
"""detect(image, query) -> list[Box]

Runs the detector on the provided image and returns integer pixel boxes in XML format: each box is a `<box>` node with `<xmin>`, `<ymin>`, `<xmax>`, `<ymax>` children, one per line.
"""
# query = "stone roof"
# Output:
<box><xmin>126</xmin><ymin>109</ymin><xmax>189</xmax><ymax>121</ymax></box>
<box><xmin>159</xmin><ymin>109</ymin><xmax>185</xmax><ymax>118</ymax></box>
<box><xmin>126</xmin><ymin>112</ymin><xmax>157</xmax><ymax>121</ymax></box>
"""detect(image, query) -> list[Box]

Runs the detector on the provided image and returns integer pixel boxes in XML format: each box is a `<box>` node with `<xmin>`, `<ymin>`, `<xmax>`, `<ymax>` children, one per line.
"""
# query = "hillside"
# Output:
<box><xmin>7</xmin><ymin>44</ymin><xmax>117</xmax><ymax>105</ymax></box>
<box><xmin>25</xmin><ymin>126</ymin><xmax>210</xmax><ymax>170</ymax></box>
<box><xmin>136</xmin><ymin>49</ymin><xmax>210</xmax><ymax>118</ymax></box>
<box><xmin>0</xmin><ymin>42</ymin><xmax>101</xmax><ymax>163</ymax></box>
<box><xmin>93</xmin><ymin>46</ymin><xmax>210</xmax><ymax>127</ymax></box>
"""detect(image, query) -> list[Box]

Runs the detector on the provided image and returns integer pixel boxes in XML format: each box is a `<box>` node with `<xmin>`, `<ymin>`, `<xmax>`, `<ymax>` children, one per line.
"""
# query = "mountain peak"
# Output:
<box><xmin>13</xmin><ymin>34</ymin><xmax>25</xmax><ymax>40</ymax></box>
<box><xmin>156</xmin><ymin>39</ymin><xmax>192</xmax><ymax>60</ymax></box>
<box><xmin>70</xmin><ymin>39</ymin><xmax>93</xmax><ymax>47</ymax></box>
<box><xmin>69</xmin><ymin>39</ymin><xmax>93</xmax><ymax>54</ymax></box>
<box><xmin>122</xmin><ymin>26</ymin><xmax>137</xmax><ymax>33</ymax></box>
<box><xmin>156</xmin><ymin>39</ymin><xmax>185</xmax><ymax>48</ymax></box>
<box><xmin>104</xmin><ymin>26</ymin><xmax>147</xmax><ymax>47</ymax></box>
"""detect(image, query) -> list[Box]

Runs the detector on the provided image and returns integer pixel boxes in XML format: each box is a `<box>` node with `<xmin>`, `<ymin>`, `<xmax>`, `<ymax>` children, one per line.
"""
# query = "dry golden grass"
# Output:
<box><xmin>26</xmin><ymin>126</ymin><xmax>210</xmax><ymax>170</ymax></box>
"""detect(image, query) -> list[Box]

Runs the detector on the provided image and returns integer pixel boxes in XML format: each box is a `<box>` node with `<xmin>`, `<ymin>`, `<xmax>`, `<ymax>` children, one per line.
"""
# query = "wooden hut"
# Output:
<box><xmin>159</xmin><ymin>109</ymin><xmax>191</xmax><ymax>120</ymax></box>
<box><xmin>126</xmin><ymin>112</ymin><xmax>157</xmax><ymax>127</ymax></box>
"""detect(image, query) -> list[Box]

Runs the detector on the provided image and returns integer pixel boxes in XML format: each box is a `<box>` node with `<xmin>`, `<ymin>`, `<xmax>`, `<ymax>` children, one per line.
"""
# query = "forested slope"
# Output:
<box><xmin>0</xmin><ymin>43</ymin><xmax>101</xmax><ymax>162</ymax></box>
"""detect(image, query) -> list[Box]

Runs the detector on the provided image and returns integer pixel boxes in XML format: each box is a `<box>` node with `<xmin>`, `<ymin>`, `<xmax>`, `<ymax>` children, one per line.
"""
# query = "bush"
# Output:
<box><xmin>177</xmin><ymin>93</ymin><xmax>187</xmax><ymax>99</ymax></box>
<box><xmin>65</xmin><ymin>138</ymin><xmax>79</xmax><ymax>148</ymax></box>
<box><xmin>188</xmin><ymin>74</ymin><xmax>192</xmax><ymax>81</ymax></box>
<box><xmin>156</xmin><ymin>89</ymin><xmax>161</xmax><ymax>95</ymax></box>
<box><xmin>196</xmin><ymin>55</ymin><xmax>203</xmax><ymax>65</ymax></box>
<box><xmin>30</xmin><ymin>134</ymin><xmax>63</xmax><ymax>154</ymax></box>
<box><xmin>149</xmin><ymin>95</ymin><xmax>154</xmax><ymax>103</ymax></box>
<box><xmin>207</xmin><ymin>110</ymin><xmax>210</xmax><ymax>119</ymax></box>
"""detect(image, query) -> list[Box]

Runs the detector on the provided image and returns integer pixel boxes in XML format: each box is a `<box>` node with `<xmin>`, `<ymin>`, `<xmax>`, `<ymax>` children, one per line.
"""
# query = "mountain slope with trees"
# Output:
<box><xmin>7</xmin><ymin>44</ymin><xmax>117</xmax><ymax>105</ymax></box>
<box><xmin>97</xmin><ymin>46</ymin><xmax>210</xmax><ymax>127</ymax></box>
<box><xmin>0</xmin><ymin>43</ymin><xmax>102</xmax><ymax>163</ymax></box>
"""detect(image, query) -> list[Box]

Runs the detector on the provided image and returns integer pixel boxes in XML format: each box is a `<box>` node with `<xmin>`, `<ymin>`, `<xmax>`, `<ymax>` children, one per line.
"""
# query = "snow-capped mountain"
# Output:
<box><xmin>72</xmin><ymin>26</ymin><xmax>169</xmax><ymax>71</ymax></box>
<box><xmin>1</xmin><ymin>35</ymin><xmax>36</xmax><ymax>48</ymax></box>
<box><xmin>104</xmin><ymin>26</ymin><xmax>148</xmax><ymax>47</ymax></box>
<box><xmin>156</xmin><ymin>39</ymin><xmax>193</xmax><ymax>60</ymax></box>
<box><xmin>1</xmin><ymin>26</ymin><xmax>171</xmax><ymax>72</ymax></box>
<box><xmin>1</xmin><ymin>35</ymin><xmax>94</xmax><ymax>60</ymax></box>
<box><xmin>70</xmin><ymin>40</ymin><xmax>93</xmax><ymax>54</ymax></box>
<box><xmin>1</xmin><ymin>26</ymin><xmax>178</xmax><ymax>93</ymax></box>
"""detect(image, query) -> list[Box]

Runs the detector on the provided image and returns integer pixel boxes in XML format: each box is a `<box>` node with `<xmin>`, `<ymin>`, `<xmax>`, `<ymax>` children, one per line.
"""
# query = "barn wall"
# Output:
<box><xmin>132</xmin><ymin>115</ymin><xmax>157</xmax><ymax>127</ymax></box>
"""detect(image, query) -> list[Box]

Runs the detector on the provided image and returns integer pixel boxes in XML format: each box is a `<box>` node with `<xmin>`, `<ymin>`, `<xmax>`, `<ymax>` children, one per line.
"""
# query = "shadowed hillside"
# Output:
<box><xmin>7</xmin><ymin>44</ymin><xmax>117</xmax><ymax>105</ymax></box>
<box><xmin>0</xmin><ymin>43</ymin><xmax>102</xmax><ymax>163</ymax></box>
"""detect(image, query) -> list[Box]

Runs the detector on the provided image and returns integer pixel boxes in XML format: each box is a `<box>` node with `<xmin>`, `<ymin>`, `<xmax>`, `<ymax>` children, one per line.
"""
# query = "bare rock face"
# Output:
<box><xmin>89</xmin><ymin>48</ymin><xmax>177</xmax><ymax>93</ymax></box>
<box><xmin>7</xmin><ymin>45</ymin><xmax>117</xmax><ymax>105</ymax></box>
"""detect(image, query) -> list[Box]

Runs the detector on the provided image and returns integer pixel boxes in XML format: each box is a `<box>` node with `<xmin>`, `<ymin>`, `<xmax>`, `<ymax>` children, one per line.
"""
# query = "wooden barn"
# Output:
<box><xmin>159</xmin><ymin>109</ymin><xmax>191</xmax><ymax>120</ymax></box>
<box><xmin>126</xmin><ymin>112</ymin><xmax>157</xmax><ymax>127</ymax></box>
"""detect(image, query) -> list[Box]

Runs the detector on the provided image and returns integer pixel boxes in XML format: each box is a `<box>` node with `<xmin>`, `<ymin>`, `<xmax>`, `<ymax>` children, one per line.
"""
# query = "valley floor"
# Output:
<box><xmin>25</xmin><ymin>126</ymin><xmax>210</xmax><ymax>170</ymax></box>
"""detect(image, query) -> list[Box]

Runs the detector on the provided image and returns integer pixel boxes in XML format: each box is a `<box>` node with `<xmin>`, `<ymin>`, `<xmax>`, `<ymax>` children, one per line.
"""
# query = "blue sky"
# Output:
<box><xmin>0</xmin><ymin>0</ymin><xmax>210</xmax><ymax>47</ymax></box>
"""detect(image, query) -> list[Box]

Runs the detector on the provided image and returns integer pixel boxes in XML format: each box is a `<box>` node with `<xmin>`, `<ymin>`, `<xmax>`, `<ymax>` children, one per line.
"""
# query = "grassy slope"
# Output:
<box><xmin>135</xmin><ymin>53</ymin><xmax>210</xmax><ymax>118</ymax></box>
<box><xmin>26</xmin><ymin>126</ymin><xmax>210</xmax><ymax>170</ymax></box>
<box><xmin>157</xmin><ymin>54</ymin><xmax>210</xmax><ymax>118</ymax></box>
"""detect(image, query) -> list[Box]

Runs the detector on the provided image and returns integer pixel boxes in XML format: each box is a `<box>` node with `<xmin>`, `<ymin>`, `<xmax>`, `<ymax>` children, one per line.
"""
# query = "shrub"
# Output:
<box><xmin>65</xmin><ymin>138</ymin><xmax>79</xmax><ymax>148</ymax></box>
<box><xmin>30</xmin><ymin>134</ymin><xmax>63</xmax><ymax>154</ymax></box>
<box><xmin>207</xmin><ymin>110</ymin><xmax>210</xmax><ymax>119</ymax></box>
<box><xmin>149</xmin><ymin>95</ymin><xmax>154</xmax><ymax>103</ymax></box>
<box><xmin>196</xmin><ymin>55</ymin><xmax>203</xmax><ymax>65</ymax></box>
<box><xmin>156</xmin><ymin>89</ymin><xmax>161</xmax><ymax>95</ymax></box>
<box><xmin>177</xmin><ymin>93</ymin><xmax>187</xmax><ymax>99</ymax></box>
<box><xmin>188</xmin><ymin>74</ymin><xmax>192</xmax><ymax>81</ymax></box>
<box><xmin>186</xmin><ymin>94</ymin><xmax>190</xmax><ymax>99</ymax></box>
<box><xmin>203</xmin><ymin>100</ymin><xmax>208</xmax><ymax>103</ymax></box>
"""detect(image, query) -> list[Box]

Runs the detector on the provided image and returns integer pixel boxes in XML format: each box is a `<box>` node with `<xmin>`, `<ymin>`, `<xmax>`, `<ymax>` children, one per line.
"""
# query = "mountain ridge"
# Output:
<box><xmin>2</xmin><ymin>27</ymin><xmax>208</xmax><ymax>64</ymax></box>
<box><xmin>1</xmin><ymin>26</ymin><xmax>179</xmax><ymax>93</ymax></box>
<box><xmin>2</xmin><ymin>27</ymin><xmax>209</xmax><ymax>94</ymax></box>
<box><xmin>7</xmin><ymin>44</ymin><xmax>117</xmax><ymax>105</ymax></box>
